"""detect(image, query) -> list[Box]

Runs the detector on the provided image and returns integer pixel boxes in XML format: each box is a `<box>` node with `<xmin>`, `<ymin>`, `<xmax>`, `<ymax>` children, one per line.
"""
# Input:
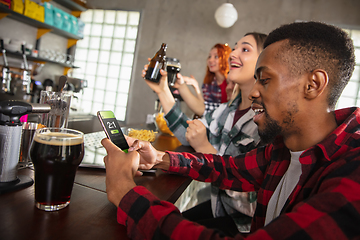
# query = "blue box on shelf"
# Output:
<box><xmin>53</xmin><ymin>7</ymin><xmax>63</xmax><ymax>29</ymax></box>
<box><xmin>62</xmin><ymin>11</ymin><xmax>72</xmax><ymax>32</ymax></box>
<box><xmin>43</xmin><ymin>2</ymin><xmax>54</xmax><ymax>26</ymax></box>
<box><xmin>70</xmin><ymin>15</ymin><xmax>78</xmax><ymax>35</ymax></box>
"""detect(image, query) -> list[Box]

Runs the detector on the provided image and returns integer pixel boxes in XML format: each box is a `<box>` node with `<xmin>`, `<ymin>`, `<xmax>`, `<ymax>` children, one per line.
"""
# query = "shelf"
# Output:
<box><xmin>0</xmin><ymin>5</ymin><xmax>82</xmax><ymax>40</ymax></box>
<box><xmin>52</xmin><ymin>0</ymin><xmax>88</xmax><ymax>12</ymax></box>
<box><xmin>3</xmin><ymin>49</ymin><xmax>78</xmax><ymax>68</ymax></box>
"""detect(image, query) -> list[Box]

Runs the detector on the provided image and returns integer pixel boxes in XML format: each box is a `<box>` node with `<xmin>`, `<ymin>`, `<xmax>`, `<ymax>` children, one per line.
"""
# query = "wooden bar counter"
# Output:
<box><xmin>0</xmin><ymin>134</ymin><xmax>192</xmax><ymax>240</ymax></box>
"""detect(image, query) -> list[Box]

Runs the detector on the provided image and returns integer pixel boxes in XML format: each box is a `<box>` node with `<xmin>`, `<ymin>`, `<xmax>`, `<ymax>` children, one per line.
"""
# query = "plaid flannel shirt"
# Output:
<box><xmin>166</xmin><ymin>94</ymin><xmax>260</xmax><ymax>154</ymax></box>
<box><xmin>202</xmin><ymin>79</ymin><xmax>227</xmax><ymax>115</ymax></box>
<box><xmin>204</xmin><ymin>101</ymin><xmax>221</xmax><ymax>115</ymax></box>
<box><xmin>118</xmin><ymin>107</ymin><xmax>360</xmax><ymax>239</ymax></box>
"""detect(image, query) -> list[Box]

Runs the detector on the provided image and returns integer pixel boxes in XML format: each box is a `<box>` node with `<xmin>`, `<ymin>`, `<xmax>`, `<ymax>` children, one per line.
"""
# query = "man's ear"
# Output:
<box><xmin>305</xmin><ymin>69</ymin><xmax>329</xmax><ymax>100</ymax></box>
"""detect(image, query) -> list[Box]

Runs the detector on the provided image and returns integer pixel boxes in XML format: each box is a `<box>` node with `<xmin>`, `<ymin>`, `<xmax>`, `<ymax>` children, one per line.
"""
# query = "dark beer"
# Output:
<box><xmin>165</xmin><ymin>57</ymin><xmax>181</xmax><ymax>86</ymax></box>
<box><xmin>167</xmin><ymin>64</ymin><xmax>181</xmax><ymax>86</ymax></box>
<box><xmin>145</xmin><ymin>43</ymin><xmax>167</xmax><ymax>83</ymax></box>
<box><xmin>30</xmin><ymin>131</ymin><xmax>84</xmax><ymax>210</ymax></box>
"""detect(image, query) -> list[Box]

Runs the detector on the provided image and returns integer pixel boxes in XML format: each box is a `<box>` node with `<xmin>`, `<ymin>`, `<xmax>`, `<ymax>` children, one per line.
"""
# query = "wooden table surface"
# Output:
<box><xmin>0</xmin><ymin>134</ymin><xmax>192</xmax><ymax>240</ymax></box>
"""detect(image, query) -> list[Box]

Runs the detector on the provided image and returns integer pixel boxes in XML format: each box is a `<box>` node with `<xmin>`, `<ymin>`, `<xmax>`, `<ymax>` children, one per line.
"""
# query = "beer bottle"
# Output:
<box><xmin>145</xmin><ymin>43</ymin><xmax>167</xmax><ymax>83</ymax></box>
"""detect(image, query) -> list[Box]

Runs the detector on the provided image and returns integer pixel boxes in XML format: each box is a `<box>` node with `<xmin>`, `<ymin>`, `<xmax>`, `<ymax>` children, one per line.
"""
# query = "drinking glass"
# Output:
<box><xmin>39</xmin><ymin>90</ymin><xmax>71</xmax><ymax>128</ymax></box>
<box><xmin>166</xmin><ymin>57</ymin><xmax>181</xmax><ymax>86</ymax></box>
<box><xmin>29</xmin><ymin>128</ymin><xmax>84</xmax><ymax>211</ymax></box>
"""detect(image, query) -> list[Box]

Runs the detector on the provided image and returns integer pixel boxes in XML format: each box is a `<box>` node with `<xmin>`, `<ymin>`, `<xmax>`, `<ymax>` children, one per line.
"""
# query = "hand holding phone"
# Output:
<box><xmin>97</xmin><ymin>110</ymin><xmax>129</xmax><ymax>153</ymax></box>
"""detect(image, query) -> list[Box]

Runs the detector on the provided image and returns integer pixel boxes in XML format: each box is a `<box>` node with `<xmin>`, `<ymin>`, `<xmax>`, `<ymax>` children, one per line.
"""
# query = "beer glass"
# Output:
<box><xmin>166</xmin><ymin>57</ymin><xmax>181</xmax><ymax>86</ymax></box>
<box><xmin>29</xmin><ymin>128</ymin><xmax>84</xmax><ymax>211</ymax></box>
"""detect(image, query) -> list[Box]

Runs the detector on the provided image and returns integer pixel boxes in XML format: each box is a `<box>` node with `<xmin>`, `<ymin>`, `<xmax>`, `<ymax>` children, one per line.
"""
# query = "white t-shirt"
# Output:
<box><xmin>264</xmin><ymin>150</ymin><xmax>304</xmax><ymax>225</ymax></box>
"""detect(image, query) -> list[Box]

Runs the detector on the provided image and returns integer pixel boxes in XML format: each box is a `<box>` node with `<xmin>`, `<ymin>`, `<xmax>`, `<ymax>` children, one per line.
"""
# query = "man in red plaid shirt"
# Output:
<box><xmin>102</xmin><ymin>21</ymin><xmax>359</xmax><ymax>239</ymax></box>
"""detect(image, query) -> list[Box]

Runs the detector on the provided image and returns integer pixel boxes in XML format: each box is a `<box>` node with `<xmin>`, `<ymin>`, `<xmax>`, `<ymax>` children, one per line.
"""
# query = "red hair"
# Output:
<box><xmin>203</xmin><ymin>43</ymin><xmax>231</xmax><ymax>85</ymax></box>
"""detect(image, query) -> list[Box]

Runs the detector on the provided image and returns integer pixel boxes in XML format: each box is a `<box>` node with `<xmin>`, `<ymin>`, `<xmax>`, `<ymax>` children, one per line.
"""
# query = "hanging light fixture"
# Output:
<box><xmin>214</xmin><ymin>1</ymin><xmax>238</xmax><ymax>28</ymax></box>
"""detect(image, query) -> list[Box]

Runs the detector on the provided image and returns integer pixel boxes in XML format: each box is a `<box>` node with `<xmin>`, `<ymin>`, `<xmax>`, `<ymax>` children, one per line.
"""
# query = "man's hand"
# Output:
<box><xmin>102</xmin><ymin>138</ymin><xmax>138</xmax><ymax>206</ymax></box>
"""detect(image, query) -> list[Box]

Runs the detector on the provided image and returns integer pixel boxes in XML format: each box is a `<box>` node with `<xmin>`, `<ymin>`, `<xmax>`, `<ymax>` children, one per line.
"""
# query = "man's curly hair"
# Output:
<box><xmin>264</xmin><ymin>21</ymin><xmax>355</xmax><ymax>109</ymax></box>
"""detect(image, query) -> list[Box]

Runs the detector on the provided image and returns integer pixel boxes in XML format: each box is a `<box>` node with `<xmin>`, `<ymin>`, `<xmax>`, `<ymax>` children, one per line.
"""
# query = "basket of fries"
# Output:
<box><xmin>127</xmin><ymin>128</ymin><xmax>158</xmax><ymax>142</ymax></box>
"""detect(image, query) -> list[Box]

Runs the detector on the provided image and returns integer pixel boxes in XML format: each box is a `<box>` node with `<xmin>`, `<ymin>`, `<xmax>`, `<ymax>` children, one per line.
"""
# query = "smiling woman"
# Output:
<box><xmin>174</xmin><ymin>43</ymin><xmax>232</xmax><ymax>117</ymax></box>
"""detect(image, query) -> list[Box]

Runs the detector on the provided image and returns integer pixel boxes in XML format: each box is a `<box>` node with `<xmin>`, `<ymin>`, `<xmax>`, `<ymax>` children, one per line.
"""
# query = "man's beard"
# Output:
<box><xmin>258</xmin><ymin>112</ymin><xmax>282</xmax><ymax>144</ymax></box>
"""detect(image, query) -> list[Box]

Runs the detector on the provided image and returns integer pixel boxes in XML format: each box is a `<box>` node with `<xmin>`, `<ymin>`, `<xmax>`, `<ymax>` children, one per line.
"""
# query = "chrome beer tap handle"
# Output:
<box><xmin>1</xmin><ymin>39</ymin><xmax>11</xmax><ymax>93</ymax></box>
<box><xmin>21</xmin><ymin>44</ymin><xmax>31</xmax><ymax>94</ymax></box>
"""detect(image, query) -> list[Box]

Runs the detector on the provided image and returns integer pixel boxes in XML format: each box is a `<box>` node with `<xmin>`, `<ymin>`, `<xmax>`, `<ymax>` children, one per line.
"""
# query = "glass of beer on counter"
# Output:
<box><xmin>29</xmin><ymin>128</ymin><xmax>84</xmax><ymax>211</ymax></box>
<box><xmin>166</xmin><ymin>57</ymin><xmax>181</xmax><ymax>86</ymax></box>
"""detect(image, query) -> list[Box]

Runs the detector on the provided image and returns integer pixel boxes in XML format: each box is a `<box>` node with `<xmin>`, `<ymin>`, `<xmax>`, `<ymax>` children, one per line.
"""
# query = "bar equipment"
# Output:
<box><xmin>67</xmin><ymin>77</ymin><xmax>88</xmax><ymax>92</ymax></box>
<box><xmin>55</xmin><ymin>75</ymin><xmax>88</xmax><ymax>93</ymax></box>
<box><xmin>0</xmin><ymin>100</ymin><xmax>51</xmax><ymax>194</ymax></box>
<box><xmin>19</xmin><ymin>122</ymin><xmax>39</xmax><ymax>167</ymax></box>
<box><xmin>1</xmin><ymin>39</ymin><xmax>12</xmax><ymax>93</ymax></box>
<box><xmin>39</xmin><ymin>90</ymin><xmax>71</xmax><ymax>128</ymax></box>
<box><xmin>21</xmin><ymin>44</ymin><xmax>31</xmax><ymax>94</ymax></box>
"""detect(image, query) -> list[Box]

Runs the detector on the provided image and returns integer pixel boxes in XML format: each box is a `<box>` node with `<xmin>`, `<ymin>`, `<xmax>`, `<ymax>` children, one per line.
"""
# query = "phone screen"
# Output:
<box><xmin>97</xmin><ymin>111</ymin><xmax>129</xmax><ymax>152</ymax></box>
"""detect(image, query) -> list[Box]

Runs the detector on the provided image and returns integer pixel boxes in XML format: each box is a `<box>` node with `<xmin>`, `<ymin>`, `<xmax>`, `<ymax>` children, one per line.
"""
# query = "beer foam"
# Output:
<box><xmin>34</xmin><ymin>132</ymin><xmax>84</xmax><ymax>146</ymax></box>
<box><xmin>167</xmin><ymin>64</ymin><xmax>181</xmax><ymax>68</ymax></box>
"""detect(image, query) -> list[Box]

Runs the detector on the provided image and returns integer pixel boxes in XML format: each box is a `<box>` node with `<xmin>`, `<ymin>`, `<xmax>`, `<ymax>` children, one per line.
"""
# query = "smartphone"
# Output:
<box><xmin>97</xmin><ymin>110</ymin><xmax>129</xmax><ymax>153</ymax></box>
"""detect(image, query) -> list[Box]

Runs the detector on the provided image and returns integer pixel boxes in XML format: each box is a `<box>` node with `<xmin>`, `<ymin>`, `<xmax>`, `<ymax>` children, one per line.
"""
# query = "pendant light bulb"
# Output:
<box><xmin>214</xmin><ymin>3</ymin><xmax>238</xmax><ymax>28</ymax></box>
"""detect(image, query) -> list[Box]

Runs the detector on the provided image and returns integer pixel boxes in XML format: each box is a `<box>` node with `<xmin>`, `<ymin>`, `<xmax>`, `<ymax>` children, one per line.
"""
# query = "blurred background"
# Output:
<box><xmin>1</xmin><ymin>0</ymin><xmax>359</xmax><ymax>126</ymax></box>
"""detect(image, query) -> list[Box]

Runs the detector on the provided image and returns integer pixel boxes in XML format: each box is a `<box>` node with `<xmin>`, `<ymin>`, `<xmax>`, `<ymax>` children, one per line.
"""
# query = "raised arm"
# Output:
<box><xmin>142</xmin><ymin>60</ymin><xmax>175</xmax><ymax>114</ymax></box>
<box><xmin>176</xmin><ymin>74</ymin><xmax>206</xmax><ymax>116</ymax></box>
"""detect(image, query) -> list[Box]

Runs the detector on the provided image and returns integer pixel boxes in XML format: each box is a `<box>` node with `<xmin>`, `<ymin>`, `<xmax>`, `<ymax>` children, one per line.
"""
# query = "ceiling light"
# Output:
<box><xmin>214</xmin><ymin>2</ymin><xmax>238</xmax><ymax>28</ymax></box>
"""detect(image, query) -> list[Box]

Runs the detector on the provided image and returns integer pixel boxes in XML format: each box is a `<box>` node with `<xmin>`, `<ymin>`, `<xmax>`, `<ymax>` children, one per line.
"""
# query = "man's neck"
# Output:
<box><xmin>284</xmin><ymin>110</ymin><xmax>337</xmax><ymax>151</ymax></box>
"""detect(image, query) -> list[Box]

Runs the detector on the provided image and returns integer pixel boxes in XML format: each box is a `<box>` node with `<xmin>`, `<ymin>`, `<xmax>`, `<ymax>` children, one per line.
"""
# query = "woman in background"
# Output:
<box><xmin>176</xmin><ymin>43</ymin><xmax>231</xmax><ymax>117</ymax></box>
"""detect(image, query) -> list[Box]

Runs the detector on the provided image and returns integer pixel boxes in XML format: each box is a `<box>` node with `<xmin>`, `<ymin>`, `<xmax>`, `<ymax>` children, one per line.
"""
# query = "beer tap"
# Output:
<box><xmin>21</xmin><ymin>44</ymin><xmax>31</xmax><ymax>94</ymax></box>
<box><xmin>0</xmin><ymin>100</ymin><xmax>51</xmax><ymax>194</ymax></box>
<box><xmin>0</xmin><ymin>39</ymin><xmax>12</xmax><ymax>93</ymax></box>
